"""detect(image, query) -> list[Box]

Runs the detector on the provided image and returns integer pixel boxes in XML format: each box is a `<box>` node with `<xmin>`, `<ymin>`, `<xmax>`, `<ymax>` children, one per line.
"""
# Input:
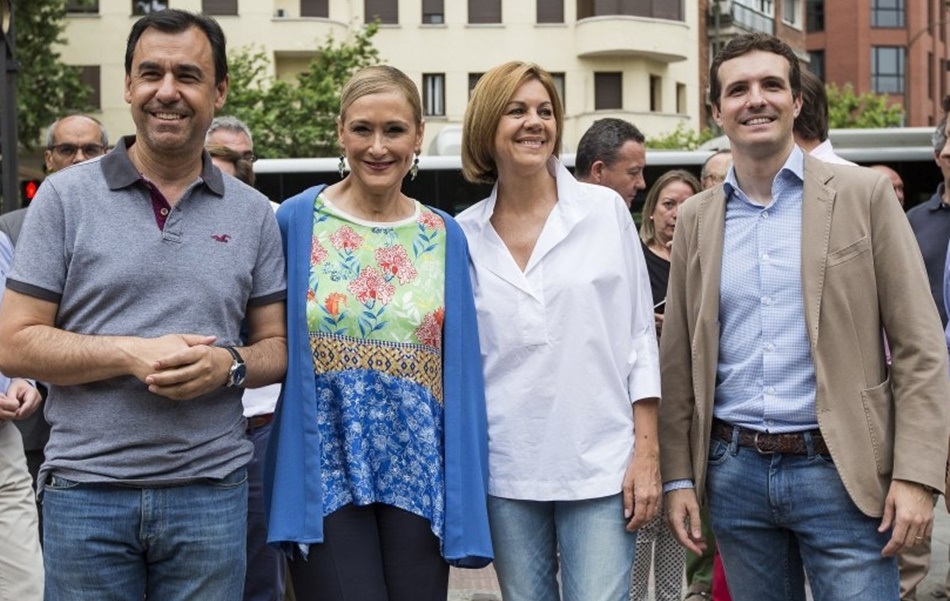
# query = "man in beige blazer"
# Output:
<box><xmin>660</xmin><ymin>32</ymin><xmax>950</xmax><ymax>601</ymax></box>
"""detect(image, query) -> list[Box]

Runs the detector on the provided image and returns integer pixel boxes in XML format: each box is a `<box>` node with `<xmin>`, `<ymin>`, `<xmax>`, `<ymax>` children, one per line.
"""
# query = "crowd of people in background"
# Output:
<box><xmin>1</xmin><ymin>9</ymin><xmax>950</xmax><ymax>601</ymax></box>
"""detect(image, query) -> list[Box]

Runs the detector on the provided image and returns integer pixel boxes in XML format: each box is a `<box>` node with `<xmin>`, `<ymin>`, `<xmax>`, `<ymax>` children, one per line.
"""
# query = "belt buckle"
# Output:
<box><xmin>753</xmin><ymin>432</ymin><xmax>775</xmax><ymax>455</ymax></box>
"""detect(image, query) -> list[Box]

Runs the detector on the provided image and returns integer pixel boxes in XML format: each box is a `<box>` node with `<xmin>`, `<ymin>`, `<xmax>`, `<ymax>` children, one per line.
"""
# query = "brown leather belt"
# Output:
<box><xmin>246</xmin><ymin>413</ymin><xmax>274</xmax><ymax>432</ymax></box>
<box><xmin>711</xmin><ymin>419</ymin><xmax>828</xmax><ymax>455</ymax></box>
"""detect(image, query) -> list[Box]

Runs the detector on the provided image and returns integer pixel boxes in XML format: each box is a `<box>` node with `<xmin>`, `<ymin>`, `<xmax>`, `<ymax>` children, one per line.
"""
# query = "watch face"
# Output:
<box><xmin>230</xmin><ymin>363</ymin><xmax>247</xmax><ymax>387</ymax></box>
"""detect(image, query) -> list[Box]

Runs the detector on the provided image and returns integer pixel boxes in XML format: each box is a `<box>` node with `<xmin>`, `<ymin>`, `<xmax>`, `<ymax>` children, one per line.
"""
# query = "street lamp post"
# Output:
<box><xmin>0</xmin><ymin>0</ymin><xmax>17</xmax><ymax>214</ymax></box>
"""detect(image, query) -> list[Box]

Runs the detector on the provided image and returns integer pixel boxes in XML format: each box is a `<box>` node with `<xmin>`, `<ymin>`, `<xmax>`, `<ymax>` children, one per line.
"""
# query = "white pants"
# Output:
<box><xmin>0</xmin><ymin>421</ymin><xmax>43</xmax><ymax>600</ymax></box>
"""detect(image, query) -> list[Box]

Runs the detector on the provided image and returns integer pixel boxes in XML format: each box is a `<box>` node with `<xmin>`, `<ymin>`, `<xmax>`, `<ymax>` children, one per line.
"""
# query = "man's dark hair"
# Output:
<box><xmin>125</xmin><ymin>9</ymin><xmax>228</xmax><ymax>85</ymax></box>
<box><xmin>793</xmin><ymin>69</ymin><xmax>828</xmax><ymax>143</ymax></box>
<box><xmin>709</xmin><ymin>32</ymin><xmax>802</xmax><ymax>110</ymax></box>
<box><xmin>574</xmin><ymin>118</ymin><xmax>646</xmax><ymax>178</ymax></box>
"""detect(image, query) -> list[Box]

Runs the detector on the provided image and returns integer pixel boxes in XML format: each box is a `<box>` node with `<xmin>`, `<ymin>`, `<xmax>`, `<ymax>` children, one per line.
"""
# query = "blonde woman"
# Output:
<box><xmin>265</xmin><ymin>65</ymin><xmax>492</xmax><ymax>601</ymax></box>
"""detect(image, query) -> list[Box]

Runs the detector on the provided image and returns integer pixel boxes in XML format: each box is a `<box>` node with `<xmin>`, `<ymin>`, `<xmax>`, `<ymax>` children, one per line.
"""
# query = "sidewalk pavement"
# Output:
<box><xmin>447</xmin><ymin>503</ymin><xmax>950</xmax><ymax>600</ymax></box>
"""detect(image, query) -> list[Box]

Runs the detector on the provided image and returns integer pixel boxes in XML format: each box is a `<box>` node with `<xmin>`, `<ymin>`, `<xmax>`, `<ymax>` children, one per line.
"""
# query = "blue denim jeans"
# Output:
<box><xmin>706</xmin><ymin>435</ymin><xmax>899</xmax><ymax>601</ymax></box>
<box><xmin>487</xmin><ymin>493</ymin><xmax>637</xmax><ymax>601</ymax></box>
<box><xmin>43</xmin><ymin>468</ymin><xmax>248</xmax><ymax>601</ymax></box>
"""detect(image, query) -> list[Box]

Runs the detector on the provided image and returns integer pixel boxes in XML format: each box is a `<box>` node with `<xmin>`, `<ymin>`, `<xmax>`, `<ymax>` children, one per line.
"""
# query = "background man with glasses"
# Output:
<box><xmin>44</xmin><ymin>114</ymin><xmax>109</xmax><ymax>173</ymax></box>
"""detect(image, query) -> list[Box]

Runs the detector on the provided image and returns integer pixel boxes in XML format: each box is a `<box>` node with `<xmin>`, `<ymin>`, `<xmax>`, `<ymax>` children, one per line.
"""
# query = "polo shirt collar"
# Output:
<box><xmin>101</xmin><ymin>135</ymin><xmax>225</xmax><ymax>196</ymax></box>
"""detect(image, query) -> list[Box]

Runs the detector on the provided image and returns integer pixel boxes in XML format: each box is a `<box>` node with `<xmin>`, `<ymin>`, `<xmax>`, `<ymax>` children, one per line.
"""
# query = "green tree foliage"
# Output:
<box><xmin>223</xmin><ymin>22</ymin><xmax>381</xmax><ymax>159</ymax></box>
<box><xmin>646</xmin><ymin>121</ymin><xmax>716</xmax><ymax>150</ymax></box>
<box><xmin>826</xmin><ymin>83</ymin><xmax>904</xmax><ymax>128</ymax></box>
<box><xmin>12</xmin><ymin>0</ymin><xmax>91</xmax><ymax>149</ymax></box>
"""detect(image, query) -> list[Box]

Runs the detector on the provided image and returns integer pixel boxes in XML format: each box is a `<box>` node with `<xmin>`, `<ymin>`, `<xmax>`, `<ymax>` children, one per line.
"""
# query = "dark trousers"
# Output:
<box><xmin>245</xmin><ymin>421</ymin><xmax>285</xmax><ymax>601</ymax></box>
<box><xmin>290</xmin><ymin>503</ymin><xmax>448</xmax><ymax>601</ymax></box>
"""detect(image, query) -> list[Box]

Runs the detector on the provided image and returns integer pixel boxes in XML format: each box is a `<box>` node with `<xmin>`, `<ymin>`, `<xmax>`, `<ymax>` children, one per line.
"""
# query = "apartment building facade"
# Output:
<box><xmin>53</xmin><ymin>0</ymin><xmax>700</xmax><ymax>158</ymax></box>
<box><xmin>806</xmin><ymin>0</ymin><xmax>950</xmax><ymax>126</ymax></box>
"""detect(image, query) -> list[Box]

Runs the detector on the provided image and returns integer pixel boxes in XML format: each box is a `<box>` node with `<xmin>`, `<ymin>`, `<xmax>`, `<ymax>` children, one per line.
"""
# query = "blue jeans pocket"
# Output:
<box><xmin>46</xmin><ymin>475</ymin><xmax>81</xmax><ymax>490</ymax></box>
<box><xmin>707</xmin><ymin>438</ymin><xmax>730</xmax><ymax>466</ymax></box>
<box><xmin>206</xmin><ymin>467</ymin><xmax>248</xmax><ymax>489</ymax></box>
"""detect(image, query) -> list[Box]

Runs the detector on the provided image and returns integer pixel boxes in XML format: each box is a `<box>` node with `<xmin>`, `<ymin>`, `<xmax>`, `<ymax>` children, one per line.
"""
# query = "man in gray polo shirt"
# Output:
<box><xmin>0</xmin><ymin>9</ymin><xmax>287</xmax><ymax>600</ymax></box>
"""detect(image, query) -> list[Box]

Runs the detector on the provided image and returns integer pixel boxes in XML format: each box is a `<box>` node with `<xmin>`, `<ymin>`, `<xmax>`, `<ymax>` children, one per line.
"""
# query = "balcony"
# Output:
<box><xmin>708</xmin><ymin>0</ymin><xmax>775</xmax><ymax>36</ymax></box>
<box><xmin>575</xmin><ymin>16</ymin><xmax>689</xmax><ymax>62</ymax></box>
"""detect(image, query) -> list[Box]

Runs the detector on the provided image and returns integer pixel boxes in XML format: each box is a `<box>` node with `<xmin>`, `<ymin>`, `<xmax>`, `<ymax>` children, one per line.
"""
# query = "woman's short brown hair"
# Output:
<box><xmin>462</xmin><ymin>61</ymin><xmax>564</xmax><ymax>184</ymax></box>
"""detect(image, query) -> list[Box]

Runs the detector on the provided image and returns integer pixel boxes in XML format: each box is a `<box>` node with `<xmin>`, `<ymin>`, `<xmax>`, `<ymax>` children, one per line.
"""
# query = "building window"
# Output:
<box><xmin>871</xmin><ymin>0</ymin><xmax>904</xmax><ymax>28</ymax></box>
<box><xmin>782</xmin><ymin>0</ymin><xmax>800</xmax><ymax>26</ymax></box>
<box><xmin>806</xmin><ymin>0</ymin><xmax>824</xmax><ymax>31</ymax></box>
<box><xmin>550</xmin><ymin>72</ymin><xmax>565</xmax><ymax>110</ymax></box>
<box><xmin>650</xmin><ymin>75</ymin><xmax>662</xmax><ymax>112</ymax></box>
<box><xmin>577</xmin><ymin>0</ymin><xmax>681</xmax><ymax>20</ymax></box>
<box><xmin>469</xmin><ymin>0</ymin><xmax>501</xmax><ymax>23</ymax></box>
<box><xmin>66</xmin><ymin>65</ymin><xmax>101</xmax><ymax>111</ymax></box>
<box><xmin>202</xmin><ymin>0</ymin><xmax>236</xmax><ymax>15</ymax></box>
<box><xmin>676</xmin><ymin>83</ymin><xmax>687</xmax><ymax>114</ymax></box>
<box><xmin>871</xmin><ymin>46</ymin><xmax>904</xmax><ymax>93</ymax></box>
<box><xmin>365</xmin><ymin>0</ymin><xmax>398</xmax><ymax>24</ymax></box>
<box><xmin>929</xmin><ymin>52</ymin><xmax>935</xmax><ymax>100</ymax></box>
<box><xmin>810</xmin><ymin>50</ymin><xmax>825</xmax><ymax>81</ymax></box>
<box><xmin>67</xmin><ymin>0</ymin><xmax>99</xmax><ymax>13</ymax></box>
<box><xmin>302</xmin><ymin>0</ymin><xmax>330</xmax><ymax>17</ymax></box>
<box><xmin>133</xmin><ymin>0</ymin><xmax>167</xmax><ymax>14</ymax></box>
<box><xmin>468</xmin><ymin>73</ymin><xmax>484</xmax><ymax>97</ymax></box>
<box><xmin>537</xmin><ymin>0</ymin><xmax>563</xmax><ymax>23</ymax></box>
<box><xmin>594</xmin><ymin>72</ymin><xmax>622</xmax><ymax>111</ymax></box>
<box><xmin>422</xmin><ymin>0</ymin><xmax>444</xmax><ymax>23</ymax></box>
<box><xmin>423</xmin><ymin>74</ymin><xmax>445</xmax><ymax>117</ymax></box>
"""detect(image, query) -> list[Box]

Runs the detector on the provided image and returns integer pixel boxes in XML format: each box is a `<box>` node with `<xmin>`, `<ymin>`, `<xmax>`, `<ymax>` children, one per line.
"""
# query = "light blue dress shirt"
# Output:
<box><xmin>715</xmin><ymin>146</ymin><xmax>819</xmax><ymax>433</ymax></box>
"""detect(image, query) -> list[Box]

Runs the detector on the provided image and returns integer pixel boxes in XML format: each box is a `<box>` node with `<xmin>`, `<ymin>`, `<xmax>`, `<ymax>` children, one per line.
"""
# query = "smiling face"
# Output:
<box><xmin>124</xmin><ymin>25</ymin><xmax>228</xmax><ymax>161</ymax></box>
<box><xmin>651</xmin><ymin>179</ymin><xmax>695</xmax><ymax>246</ymax></box>
<box><xmin>492</xmin><ymin>78</ymin><xmax>557</xmax><ymax>178</ymax></box>
<box><xmin>338</xmin><ymin>90</ymin><xmax>424</xmax><ymax>195</ymax></box>
<box><xmin>712</xmin><ymin>50</ymin><xmax>801</xmax><ymax>162</ymax></box>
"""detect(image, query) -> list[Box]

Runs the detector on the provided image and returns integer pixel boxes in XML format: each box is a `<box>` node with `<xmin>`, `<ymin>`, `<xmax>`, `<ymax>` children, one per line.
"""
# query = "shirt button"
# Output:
<box><xmin>765</xmin><ymin>343</ymin><xmax>775</xmax><ymax>352</ymax></box>
<box><xmin>160</xmin><ymin>208</ymin><xmax>169</xmax><ymax>216</ymax></box>
<box><xmin>761</xmin><ymin>297</ymin><xmax>773</xmax><ymax>306</ymax></box>
<box><xmin>761</xmin><ymin>211</ymin><xmax>769</xmax><ymax>219</ymax></box>
<box><xmin>766</xmin><ymin>386</ymin><xmax>776</xmax><ymax>394</ymax></box>
<box><xmin>761</xmin><ymin>253</ymin><xmax>770</xmax><ymax>263</ymax></box>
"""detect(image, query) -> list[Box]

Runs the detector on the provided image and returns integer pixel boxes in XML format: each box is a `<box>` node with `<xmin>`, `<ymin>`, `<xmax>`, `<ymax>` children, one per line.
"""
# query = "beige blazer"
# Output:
<box><xmin>659</xmin><ymin>154</ymin><xmax>950</xmax><ymax>517</ymax></box>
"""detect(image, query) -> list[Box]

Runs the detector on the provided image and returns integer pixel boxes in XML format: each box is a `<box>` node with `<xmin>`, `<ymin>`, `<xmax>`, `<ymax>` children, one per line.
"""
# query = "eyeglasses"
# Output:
<box><xmin>240</xmin><ymin>151</ymin><xmax>258</xmax><ymax>163</ymax></box>
<box><xmin>49</xmin><ymin>143</ymin><xmax>107</xmax><ymax>159</ymax></box>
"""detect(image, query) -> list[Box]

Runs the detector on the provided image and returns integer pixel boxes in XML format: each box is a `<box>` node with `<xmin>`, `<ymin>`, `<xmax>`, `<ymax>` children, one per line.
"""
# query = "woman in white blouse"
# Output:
<box><xmin>456</xmin><ymin>61</ymin><xmax>662</xmax><ymax>601</ymax></box>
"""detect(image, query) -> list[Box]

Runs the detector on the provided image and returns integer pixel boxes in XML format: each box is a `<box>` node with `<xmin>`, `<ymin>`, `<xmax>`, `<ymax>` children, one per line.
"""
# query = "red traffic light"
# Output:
<box><xmin>21</xmin><ymin>179</ymin><xmax>39</xmax><ymax>201</ymax></box>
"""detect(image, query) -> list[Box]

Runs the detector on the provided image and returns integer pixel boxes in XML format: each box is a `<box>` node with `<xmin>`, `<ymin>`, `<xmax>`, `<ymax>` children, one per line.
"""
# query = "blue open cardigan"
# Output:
<box><xmin>264</xmin><ymin>185</ymin><xmax>493</xmax><ymax>568</ymax></box>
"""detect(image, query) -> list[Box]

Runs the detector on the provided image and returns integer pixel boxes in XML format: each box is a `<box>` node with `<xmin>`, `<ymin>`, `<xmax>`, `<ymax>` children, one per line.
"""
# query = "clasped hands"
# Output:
<box><xmin>128</xmin><ymin>334</ymin><xmax>231</xmax><ymax>401</ymax></box>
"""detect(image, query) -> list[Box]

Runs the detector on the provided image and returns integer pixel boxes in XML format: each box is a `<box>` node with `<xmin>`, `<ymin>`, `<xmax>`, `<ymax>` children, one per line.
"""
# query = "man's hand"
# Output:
<box><xmin>666</xmin><ymin>488</ymin><xmax>707</xmax><ymax>555</ymax></box>
<box><xmin>0</xmin><ymin>378</ymin><xmax>42</xmax><ymax>421</ymax></box>
<box><xmin>623</xmin><ymin>445</ymin><xmax>660</xmax><ymax>531</ymax></box>
<box><xmin>879</xmin><ymin>479</ymin><xmax>935</xmax><ymax>556</ymax></box>
<box><xmin>126</xmin><ymin>334</ymin><xmax>226</xmax><ymax>401</ymax></box>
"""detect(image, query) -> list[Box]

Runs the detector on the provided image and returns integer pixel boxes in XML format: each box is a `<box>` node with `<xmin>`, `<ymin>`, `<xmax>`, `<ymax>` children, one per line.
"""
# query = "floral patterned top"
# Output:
<box><xmin>307</xmin><ymin>192</ymin><xmax>447</xmax><ymax>542</ymax></box>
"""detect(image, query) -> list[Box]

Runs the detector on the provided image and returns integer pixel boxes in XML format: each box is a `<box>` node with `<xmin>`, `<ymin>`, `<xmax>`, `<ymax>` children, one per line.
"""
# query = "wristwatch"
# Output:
<box><xmin>224</xmin><ymin>346</ymin><xmax>246</xmax><ymax>388</ymax></box>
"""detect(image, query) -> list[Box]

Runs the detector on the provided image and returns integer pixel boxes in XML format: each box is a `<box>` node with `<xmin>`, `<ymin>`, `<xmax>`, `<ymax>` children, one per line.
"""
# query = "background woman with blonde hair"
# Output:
<box><xmin>456</xmin><ymin>60</ymin><xmax>661</xmax><ymax>601</ymax></box>
<box><xmin>265</xmin><ymin>65</ymin><xmax>492</xmax><ymax>601</ymax></box>
<box><xmin>639</xmin><ymin>169</ymin><xmax>701</xmax><ymax>337</ymax></box>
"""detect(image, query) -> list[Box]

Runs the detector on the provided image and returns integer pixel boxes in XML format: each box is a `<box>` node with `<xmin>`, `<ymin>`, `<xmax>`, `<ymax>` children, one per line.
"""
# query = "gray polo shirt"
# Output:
<box><xmin>8</xmin><ymin>136</ymin><xmax>286</xmax><ymax>489</ymax></box>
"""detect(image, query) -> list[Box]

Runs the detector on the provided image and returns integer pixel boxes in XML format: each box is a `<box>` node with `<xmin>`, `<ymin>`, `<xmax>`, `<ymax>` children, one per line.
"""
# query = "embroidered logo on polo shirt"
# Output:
<box><xmin>212</xmin><ymin>234</ymin><xmax>231</xmax><ymax>243</ymax></box>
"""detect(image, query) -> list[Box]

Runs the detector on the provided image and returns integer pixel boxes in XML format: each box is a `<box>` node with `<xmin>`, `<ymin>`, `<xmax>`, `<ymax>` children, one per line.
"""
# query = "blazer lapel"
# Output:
<box><xmin>800</xmin><ymin>155</ymin><xmax>835</xmax><ymax>347</ymax></box>
<box><xmin>696</xmin><ymin>187</ymin><xmax>726</xmax><ymax>425</ymax></box>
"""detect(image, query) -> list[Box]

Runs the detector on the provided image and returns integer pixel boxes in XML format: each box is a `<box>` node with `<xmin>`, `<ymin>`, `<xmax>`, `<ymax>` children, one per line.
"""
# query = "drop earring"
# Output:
<box><xmin>409</xmin><ymin>155</ymin><xmax>419</xmax><ymax>181</ymax></box>
<box><xmin>338</xmin><ymin>155</ymin><xmax>347</xmax><ymax>178</ymax></box>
